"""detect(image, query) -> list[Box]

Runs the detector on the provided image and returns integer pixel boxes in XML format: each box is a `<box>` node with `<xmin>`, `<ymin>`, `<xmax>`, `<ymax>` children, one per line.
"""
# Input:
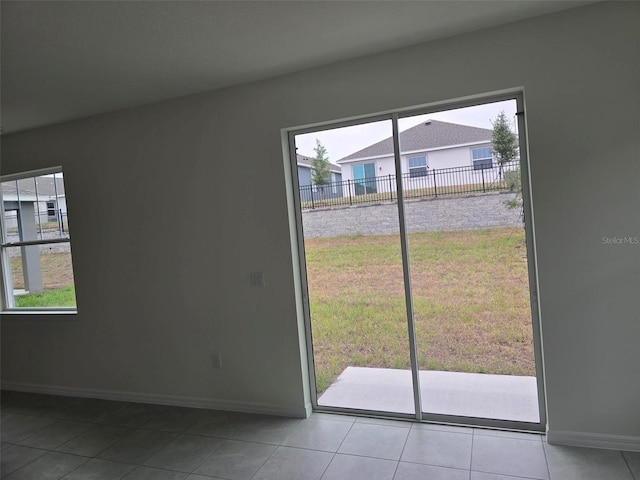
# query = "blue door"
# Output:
<box><xmin>353</xmin><ymin>163</ymin><xmax>377</xmax><ymax>195</ymax></box>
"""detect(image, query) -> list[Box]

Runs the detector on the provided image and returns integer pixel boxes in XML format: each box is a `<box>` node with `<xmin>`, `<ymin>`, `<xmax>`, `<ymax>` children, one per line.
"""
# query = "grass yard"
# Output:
<box><xmin>10</xmin><ymin>252</ymin><xmax>76</xmax><ymax>307</ymax></box>
<box><xmin>15</xmin><ymin>285</ymin><xmax>76</xmax><ymax>308</ymax></box>
<box><xmin>304</xmin><ymin>227</ymin><xmax>535</xmax><ymax>393</ymax></box>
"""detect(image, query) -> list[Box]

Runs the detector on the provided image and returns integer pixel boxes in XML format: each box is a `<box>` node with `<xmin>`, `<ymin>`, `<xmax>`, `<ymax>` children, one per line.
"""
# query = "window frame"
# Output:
<box><xmin>407</xmin><ymin>155</ymin><xmax>428</xmax><ymax>177</ymax></box>
<box><xmin>471</xmin><ymin>146</ymin><xmax>493</xmax><ymax>170</ymax></box>
<box><xmin>0</xmin><ymin>166</ymin><xmax>77</xmax><ymax>313</ymax></box>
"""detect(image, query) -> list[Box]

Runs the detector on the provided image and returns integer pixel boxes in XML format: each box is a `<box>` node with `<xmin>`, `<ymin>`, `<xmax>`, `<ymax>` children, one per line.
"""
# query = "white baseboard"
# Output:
<box><xmin>1</xmin><ymin>382</ymin><xmax>309</xmax><ymax>419</ymax></box>
<box><xmin>547</xmin><ymin>430</ymin><xmax>640</xmax><ymax>452</ymax></box>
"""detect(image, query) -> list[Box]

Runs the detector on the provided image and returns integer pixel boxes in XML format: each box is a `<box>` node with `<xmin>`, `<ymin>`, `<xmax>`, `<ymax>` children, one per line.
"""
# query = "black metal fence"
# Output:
<box><xmin>299</xmin><ymin>160</ymin><xmax>519</xmax><ymax>210</ymax></box>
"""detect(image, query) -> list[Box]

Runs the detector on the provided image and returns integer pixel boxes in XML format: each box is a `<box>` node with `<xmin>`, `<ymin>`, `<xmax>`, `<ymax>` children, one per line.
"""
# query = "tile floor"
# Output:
<box><xmin>1</xmin><ymin>391</ymin><xmax>638</xmax><ymax>480</ymax></box>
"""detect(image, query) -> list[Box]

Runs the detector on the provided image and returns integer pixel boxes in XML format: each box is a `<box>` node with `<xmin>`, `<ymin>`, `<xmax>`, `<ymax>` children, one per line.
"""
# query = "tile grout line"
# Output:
<box><xmin>19</xmin><ymin>418</ymin><xmax>95</xmax><ymax>453</ymax></box>
<box><xmin>315</xmin><ymin>414</ymin><xmax>358</xmax><ymax>480</ymax></box>
<box><xmin>246</xmin><ymin>423</ymin><xmax>301</xmax><ymax>480</ymax></box>
<box><xmin>95</xmin><ymin>429</ymin><xmax>179</xmax><ymax>466</ymax></box>
<box><xmin>83</xmin><ymin>426</ymin><xmax>135</xmax><ymax>460</ymax></box>
<box><xmin>621</xmin><ymin>451</ymin><xmax>637</xmax><ymax>480</ymax></box>
<box><xmin>56</xmin><ymin>455</ymin><xmax>92</xmax><ymax>480</ymax></box>
<box><xmin>188</xmin><ymin>437</ymin><xmax>229</xmax><ymax>477</ymax></box>
<box><xmin>1</xmin><ymin>448</ymin><xmax>92</xmax><ymax>480</ymax></box>
<box><xmin>0</xmin><ymin>444</ymin><xmax>48</xmax><ymax>479</ymax></box>
<box><xmin>390</xmin><ymin>421</ymin><xmax>414</xmax><ymax>476</ymax></box>
<box><xmin>331</xmin><ymin>415</ymin><xmax>356</xmax><ymax>455</ymax></box>
<box><xmin>541</xmin><ymin>436</ymin><xmax>552</xmax><ymax>480</ymax></box>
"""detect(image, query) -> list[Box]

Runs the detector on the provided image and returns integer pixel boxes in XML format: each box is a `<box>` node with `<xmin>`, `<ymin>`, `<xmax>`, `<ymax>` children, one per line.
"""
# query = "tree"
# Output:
<box><xmin>491</xmin><ymin>111</ymin><xmax>518</xmax><ymax>179</ymax></box>
<box><xmin>311</xmin><ymin>139</ymin><xmax>331</xmax><ymax>189</ymax></box>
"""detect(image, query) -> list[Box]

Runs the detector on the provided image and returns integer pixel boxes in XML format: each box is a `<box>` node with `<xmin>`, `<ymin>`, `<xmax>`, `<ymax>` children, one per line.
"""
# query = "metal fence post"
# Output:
<box><xmin>433</xmin><ymin>170</ymin><xmax>438</xmax><ymax>198</ymax></box>
<box><xmin>389</xmin><ymin>174</ymin><xmax>394</xmax><ymax>201</ymax></box>
<box><xmin>348</xmin><ymin>179</ymin><xmax>353</xmax><ymax>206</ymax></box>
<box><xmin>310</xmin><ymin>187</ymin><xmax>315</xmax><ymax>210</ymax></box>
<box><xmin>481</xmin><ymin>168</ymin><xmax>486</xmax><ymax>193</ymax></box>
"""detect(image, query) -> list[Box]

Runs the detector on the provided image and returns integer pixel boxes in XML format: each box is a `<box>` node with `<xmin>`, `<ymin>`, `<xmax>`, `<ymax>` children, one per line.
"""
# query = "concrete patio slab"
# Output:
<box><xmin>318</xmin><ymin>367</ymin><xmax>539</xmax><ymax>423</ymax></box>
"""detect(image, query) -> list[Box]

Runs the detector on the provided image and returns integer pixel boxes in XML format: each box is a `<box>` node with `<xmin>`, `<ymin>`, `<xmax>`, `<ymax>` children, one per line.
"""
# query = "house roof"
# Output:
<box><xmin>2</xmin><ymin>176</ymin><xmax>66</xmax><ymax>200</ymax></box>
<box><xmin>297</xmin><ymin>154</ymin><xmax>341</xmax><ymax>174</ymax></box>
<box><xmin>337</xmin><ymin>120</ymin><xmax>492</xmax><ymax>163</ymax></box>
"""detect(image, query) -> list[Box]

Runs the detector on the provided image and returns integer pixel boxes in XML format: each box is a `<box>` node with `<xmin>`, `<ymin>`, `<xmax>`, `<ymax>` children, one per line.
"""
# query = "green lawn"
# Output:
<box><xmin>15</xmin><ymin>285</ymin><xmax>76</xmax><ymax>308</ymax></box>
<box><xmin>10</xmin><ymin>251</ymin><xmax>76</xmax><ymax>308</ymax></box>
<box><xmin>304</xmin><ymin>227</ymin><xmax>535</xmax><ymax>393</ymax></box>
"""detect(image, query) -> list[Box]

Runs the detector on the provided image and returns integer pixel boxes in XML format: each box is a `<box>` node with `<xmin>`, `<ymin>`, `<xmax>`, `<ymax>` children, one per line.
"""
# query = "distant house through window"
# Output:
<box><xmin>46</xmin><ymin>201</ymin><xmax>56</xmax><ymax>221</ymax></box>
<box><xmin>472</xmin><ymin>146</ymin><xmax>493</xmax><ymax>170</ymax></box>
<box><xmin>408</xmin><ymin>155</ymin><xmax>428</xmax><ymax>177</ymax></box>
<box><xmin>0</xmin><ymin>168</ymin><xmax>77</xmax><ymax>310</ymax></box>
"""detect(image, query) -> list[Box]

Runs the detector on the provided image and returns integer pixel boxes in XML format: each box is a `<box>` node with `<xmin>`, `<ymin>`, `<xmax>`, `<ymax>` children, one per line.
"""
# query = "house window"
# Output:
<box><xmin>352</xmin><ymin>163</ymin><xmax>377</xmax><ymax>195</ymax></box>
<box><xmin>408</xmin><ymin>156</ymin><xmax>428</xmax><ymax>177</ymax></box>
<box><xmin>46</xmin><ymin>201</ymin><xmax>56</xmax><ymax>221</ymax></box>
<box><xmin>472</xmin><ymin>147</ymin><xmax>493</xmax><ymax>170</ymax></box>
<box><xmin>0</xmin><ymin>168</ymin><xmax>77</xmax><ymax>311</ymax></box>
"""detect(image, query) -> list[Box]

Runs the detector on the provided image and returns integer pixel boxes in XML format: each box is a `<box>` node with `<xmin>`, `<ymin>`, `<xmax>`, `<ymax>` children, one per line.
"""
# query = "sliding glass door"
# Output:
<box><xmin>290</xmin><ymin>93</ymin><xmax>545</xmax><ymax>430</ymax></box>
<box><xmin>293</xmin><ymin>119</ymin><xmax>416</xmax><ymax>415</ymax></box>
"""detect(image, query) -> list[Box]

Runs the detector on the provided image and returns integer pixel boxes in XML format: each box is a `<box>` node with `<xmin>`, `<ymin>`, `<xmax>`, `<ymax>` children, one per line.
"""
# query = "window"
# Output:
<box><xmin>352</xmin><ymin>163</ymin><xmax>377</xmax><ymax>195</ymax></box>
<box><xmin>1</xmin><ymin>168</ymin><xmax>77</xmax><ymax>310</ymax></box>
<box><xmin>408</xmin><ymin>155</ymin><xmax>428</xmax><ymax>177</ymax></box>
<box><xmin>46</xmin><ymin>201</ymin><xmax>56</xmax><ymax>221</ymax></box>
<box><xmin>472</xmin><ymin>147</ymin><xmax>493</xmax><ymax>170</ymax></box>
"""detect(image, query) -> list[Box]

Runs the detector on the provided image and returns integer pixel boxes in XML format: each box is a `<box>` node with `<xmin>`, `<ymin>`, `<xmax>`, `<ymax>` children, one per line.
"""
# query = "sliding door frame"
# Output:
<box><xmin>287</xmin><ymin>90</ymin><xmax>546</xmax><ymax>432</ymax></box>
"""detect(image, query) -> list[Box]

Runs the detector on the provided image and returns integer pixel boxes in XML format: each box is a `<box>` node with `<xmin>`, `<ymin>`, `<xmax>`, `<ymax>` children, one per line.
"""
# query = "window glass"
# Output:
<box><xmin>408</xmin><ymin>155</ymin><xmax>428</xmax><ymax>177</ymax></box>
<box><xmin>1</xmin><ymin>169</ymin><xmax>77</xmax><ymax>310</ymax></box>
<box><xmin>472</xmin><ymin>147</ymin><xmax>492</xmax><ymax>160</ymax></box>
<box><xmin>471</xmin><ymin>147</ymin><xmax>493</xmax><ymax>170</ymax></box>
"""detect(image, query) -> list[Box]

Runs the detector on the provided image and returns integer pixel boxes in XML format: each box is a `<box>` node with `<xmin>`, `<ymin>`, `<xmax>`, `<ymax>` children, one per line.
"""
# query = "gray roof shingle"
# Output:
<box><xmin>337</xmin><ymin>120</ymin><xmax>492</xmax><ymax>162</ymax></box>
<box><xmin>2</xmin><ymin>176</ymin><xmax>65</xmax><ymax>198</ymax></box>
<box><xmin>297</xmin><ymin>154</ymin><xmax>341</xmax><ymax>174</ymax></box>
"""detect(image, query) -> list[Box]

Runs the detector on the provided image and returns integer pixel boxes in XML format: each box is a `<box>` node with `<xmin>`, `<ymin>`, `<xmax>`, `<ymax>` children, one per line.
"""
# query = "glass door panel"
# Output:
<box><xmin>295</xmin><ymin>119</ymin><xmax>415</xmax><ymax>414</ymax></box>
<box><xmin>398</xmin><ymin>100</ymin><xmax>541</xmax><ymax>423</ymax></box>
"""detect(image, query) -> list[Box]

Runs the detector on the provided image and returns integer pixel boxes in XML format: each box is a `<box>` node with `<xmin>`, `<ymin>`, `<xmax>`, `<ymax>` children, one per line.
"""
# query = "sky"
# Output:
<box><xmin>294</xmin><ymin>99</ymin><xmax>517</xmax><ymax>163</ymax></box>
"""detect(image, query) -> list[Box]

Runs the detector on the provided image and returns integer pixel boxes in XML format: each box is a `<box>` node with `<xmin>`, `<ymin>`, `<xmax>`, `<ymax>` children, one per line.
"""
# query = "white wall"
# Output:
<box><xmin>338</xmin><ymin>143</ymin><xmax>514</xmax><ymax>196</ymax></box>
<box><xmin>427</xmin><ymin>144</ymin><xmax>479</xmax><ymax>170</ymax></box>
<box><xmin>340</xmin><ymin>143</ymin><xmax>493</xmax><ymax>179</ymax></box>
<box><xmin>2</xmin><ymin>2</ymin><xmax>639</xmax><ymax>445</ymax></box>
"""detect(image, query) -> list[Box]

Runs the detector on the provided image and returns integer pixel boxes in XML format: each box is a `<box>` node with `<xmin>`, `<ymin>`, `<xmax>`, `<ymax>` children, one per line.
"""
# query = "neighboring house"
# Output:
<box><xmin>1</xmin><ymin>174</ymin><xmax>69</xmax><ymax>293</ymax></box>
<box><xmin>337</xmin><ymin>120</ymin><xmax>505</xmax><ymax>195</ymax></box>
<box><xmin>2</xmin><ymin>175</ymin><xmax>68</xmax><ymax>230</ymax></box>
<box><xmin>297</xmin><ymin>154</ymin><xmax>343</xmax><ymax>201</ymax></box>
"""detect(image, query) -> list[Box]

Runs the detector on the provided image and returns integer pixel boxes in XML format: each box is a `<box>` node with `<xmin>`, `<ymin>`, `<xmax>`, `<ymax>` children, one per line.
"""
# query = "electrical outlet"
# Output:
<box><xmin>212</xmin><ymin>353</ymin><xmax>222</xmax><ymax>369</ymax></box>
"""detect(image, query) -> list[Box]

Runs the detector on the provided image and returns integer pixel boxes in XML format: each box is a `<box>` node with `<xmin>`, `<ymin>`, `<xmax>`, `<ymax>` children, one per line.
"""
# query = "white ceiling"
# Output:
<box><xmin>1</xmin><ymin>0</ymin><xmax>595</xmax><ymax>134</ymax></box>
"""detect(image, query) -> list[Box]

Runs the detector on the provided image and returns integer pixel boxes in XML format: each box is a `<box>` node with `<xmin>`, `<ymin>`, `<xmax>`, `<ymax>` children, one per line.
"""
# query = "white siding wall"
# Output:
<box><xmin>339</xmin><ymin>143</ymin><xmax>494</xmax><ymax>195</ymax></box>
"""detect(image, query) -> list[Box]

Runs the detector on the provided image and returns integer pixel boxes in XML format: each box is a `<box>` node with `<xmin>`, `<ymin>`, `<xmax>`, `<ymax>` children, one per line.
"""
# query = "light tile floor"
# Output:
<box><xmin>1</xmin><ymin>391</ymin><xmax>638</xmax><ymax>480</ymax></box>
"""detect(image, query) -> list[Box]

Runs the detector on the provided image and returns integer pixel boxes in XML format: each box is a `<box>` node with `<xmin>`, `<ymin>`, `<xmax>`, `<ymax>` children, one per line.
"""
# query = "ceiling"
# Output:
<box><xmin>1</xmin><ymin>0</ymin><xmax>595</xmax><ymax>134</ymax></box>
